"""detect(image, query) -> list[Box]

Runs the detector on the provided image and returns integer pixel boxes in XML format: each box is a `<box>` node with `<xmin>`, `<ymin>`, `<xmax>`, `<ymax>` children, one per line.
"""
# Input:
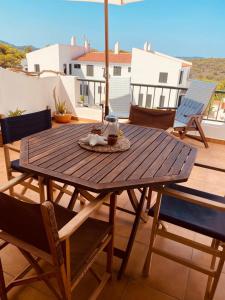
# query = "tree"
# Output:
<box><xmin>0</xmin><ymin>43</ymin><xmax>25</xmax><ymax>68</ymax></box>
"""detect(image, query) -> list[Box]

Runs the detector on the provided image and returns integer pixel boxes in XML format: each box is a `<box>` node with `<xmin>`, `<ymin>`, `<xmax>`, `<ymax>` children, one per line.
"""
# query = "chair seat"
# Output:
<box><xmin>149</xmin><ymin>184</ymin><xmax>225</xmax><ymax>242</ymax></box>
<box><xmin>11</xmin><ymin>160</ymin><xmax>50</xmax><ymax>184</ymax></box>
<box><xmin>11</xmin><ymin>159</ymin><xmax>27</xmax><ymax>172</ymax></box>
<box><xmin>173</xmin><ymin>120</ymin><xmax>187</xmax><ymax>128</ymax></box>
<box><xmin>54</xmin><ymin>204</ymin><xmax>111</xmax><ymax>280</ymax></box>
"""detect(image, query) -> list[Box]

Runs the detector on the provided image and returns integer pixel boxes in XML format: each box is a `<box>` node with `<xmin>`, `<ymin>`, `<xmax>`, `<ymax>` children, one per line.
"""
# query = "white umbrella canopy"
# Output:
<box><xmin>70</xmin><ymin>0</ymin><xmax>142</xmax><ymax>4</ymax></box>
<box><xmin>67</xmin><ymin>0</ymin><xmax>143</xmax><ymax>116</ymax></box>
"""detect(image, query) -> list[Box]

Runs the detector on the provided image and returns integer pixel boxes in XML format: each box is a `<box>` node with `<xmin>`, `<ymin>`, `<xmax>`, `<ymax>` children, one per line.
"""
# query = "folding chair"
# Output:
<box><xmin>143</xmin><ymin>163</ymin><xmax>225</xmax><ymax>300</ymax></box>
<box><xmin>0</xmin><ymin>177</ymin><xmax>116</xmax><ymax>300</ymax></box>
<box><xmin>0</xmin><ymin>109</ymin><xmax>72</xmax><ymax>203</ymax></box>
<box><xmin>173</xmin><ymin>80</ymin><xmax>216</xmax><ymax>148</ymax></box>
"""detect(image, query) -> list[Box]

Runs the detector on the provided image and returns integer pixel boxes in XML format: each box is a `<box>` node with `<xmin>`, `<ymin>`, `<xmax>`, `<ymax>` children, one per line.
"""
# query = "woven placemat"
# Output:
<box><xmin>78</xmin><ymin>137</ymin><xmax>131</xmax><ymax>153</ymax></box>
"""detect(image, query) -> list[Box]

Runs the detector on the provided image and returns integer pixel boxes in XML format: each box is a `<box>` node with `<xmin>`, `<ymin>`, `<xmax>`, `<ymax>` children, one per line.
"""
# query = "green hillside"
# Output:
<box><xmin>189</xmin><ymin>58</ymin><xmax>225</xmax><ymax>83</ymax></box>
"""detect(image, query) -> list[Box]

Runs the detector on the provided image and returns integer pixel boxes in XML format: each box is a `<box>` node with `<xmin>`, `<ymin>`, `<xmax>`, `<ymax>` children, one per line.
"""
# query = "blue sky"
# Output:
<box><xmin>0</xmin><ymin>0</ymin><xmax>225</xmax><ymax>57</ymax></box>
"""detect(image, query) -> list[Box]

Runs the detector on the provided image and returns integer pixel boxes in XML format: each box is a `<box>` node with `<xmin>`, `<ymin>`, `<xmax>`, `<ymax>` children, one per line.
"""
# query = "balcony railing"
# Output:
<box><xmin>131</xmin><ymin>83</ymin><xmax>188</xmax><ymax>108</ymax></box>
<box><xmin>78</xmin><ymin>78</ymin><xmax>105</xmax><ymax>107</ymax></box>
<box><xmin>77</xmin><ymin>79</ymin><xmax>225</xmax><ymax>123</ymax></box>
<box><xmin>205</xmin><ymin>90</ymin><xmax>225</xmax><ymax>122</ymax></box>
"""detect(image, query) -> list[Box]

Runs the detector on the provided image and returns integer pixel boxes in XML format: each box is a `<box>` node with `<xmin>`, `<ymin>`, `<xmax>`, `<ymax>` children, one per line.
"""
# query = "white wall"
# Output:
<box><xmin>72</xmin><ymin>61</ymin><xmax>131</xmax><ymax>80</ymax></box>
<box><xmin>27</xmin><ymin>44</ymin><xmax>88</xmax><ymax>73</ymax></box>
<box><xmin>27</xmin><ymin>44</ymin><xmax>61</xmax><ymax>73</ymax></box>
<box><xmin>0</xmin><ymin>68</ymin><xmax>76</xmax><ymax>116</ymax></box>
<box><xmin>131</xmin><ymin>48</ymin><xmax>191</xmax><ymax>107</ymax></box>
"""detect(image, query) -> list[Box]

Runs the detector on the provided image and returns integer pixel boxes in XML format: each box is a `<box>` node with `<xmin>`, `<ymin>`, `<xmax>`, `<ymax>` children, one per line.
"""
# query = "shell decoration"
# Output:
<box><xmin>79</xmin><ymin>134</ymin><xmax>108</xmax><ymax>147</ymax></box>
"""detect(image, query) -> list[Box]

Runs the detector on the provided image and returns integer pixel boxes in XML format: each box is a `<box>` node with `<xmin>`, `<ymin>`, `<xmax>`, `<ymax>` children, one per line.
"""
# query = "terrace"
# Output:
<box><xmin>1</xmin><ymin>68</ymin><xmax>225</xmax><ymax>300</ymax></box>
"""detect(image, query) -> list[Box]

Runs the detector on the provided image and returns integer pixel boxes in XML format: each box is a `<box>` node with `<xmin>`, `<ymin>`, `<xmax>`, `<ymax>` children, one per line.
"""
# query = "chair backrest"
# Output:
<box><xmin>129</xmin><ymin>105</ymin><xmax>175</xmax><ymax>130</ymax></box>
<box><xmin>0</xmin><ymin>109</ymin><xmax>52</xmax><ymax>144</ymax></box>
<box><xmin>175</xmin><ymin>80</ymin><xmax>217</xmax><ymax>125</ymax></box>
<box><xmin>185</xmin><ymin>80</ymin><xmax>217</xmax><ymax>110</ymax></box>
<box><xmin>175</xmin><ymin>98</ymin><xmax>204</xmax><ymax>125</ymax></box>
<box><xmin>0</xmin><ymin>192</ymin><xmax>50</xmax><ymax>252</ymax></box>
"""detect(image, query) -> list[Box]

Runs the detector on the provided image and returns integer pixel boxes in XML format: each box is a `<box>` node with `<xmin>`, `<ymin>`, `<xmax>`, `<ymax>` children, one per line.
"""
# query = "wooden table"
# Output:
<box><xmin>20</xmin><ymin>123</ymin><xmax>197</xmax><ymax>278</ymax></box>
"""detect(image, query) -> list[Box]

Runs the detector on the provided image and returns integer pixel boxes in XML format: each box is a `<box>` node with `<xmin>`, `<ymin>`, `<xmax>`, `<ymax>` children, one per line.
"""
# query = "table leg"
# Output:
<box><xmin>118</xmin><ymin>187</ymin><xmax>147</xmax><ymax>279</ymax></box>
<box><xmin>67</xmin><ymin>188</ymin><xmax>79</xmax><ymax>210</ymax></box>
<box><xmin>127</xmin><ymin>189</ymin><xmax>148</xmax><ymax>223</ymax></box>
<box><xmin>46</xmin><ymin>178</ymin><xmax>53</xmax><ymax>202</ymax></box>
<box><xmin>38</xmin><ymin>176</ymin><xmax>46</xmax><ymax>203</ymax></box>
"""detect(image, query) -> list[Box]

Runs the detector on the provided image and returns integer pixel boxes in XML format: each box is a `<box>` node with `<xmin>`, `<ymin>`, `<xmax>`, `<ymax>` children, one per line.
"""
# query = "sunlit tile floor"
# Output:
<box><xmin>1</xmin><ymin>124</ymin><xmax>225</xmax><ymax>300</ymax></box>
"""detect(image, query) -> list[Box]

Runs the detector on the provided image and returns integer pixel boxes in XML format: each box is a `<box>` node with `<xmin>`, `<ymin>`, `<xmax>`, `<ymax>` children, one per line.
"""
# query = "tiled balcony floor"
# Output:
<box><xmin>1</xmin><ymin>124</ymin><xmax>225</xmax><ymax>300</ymax></box>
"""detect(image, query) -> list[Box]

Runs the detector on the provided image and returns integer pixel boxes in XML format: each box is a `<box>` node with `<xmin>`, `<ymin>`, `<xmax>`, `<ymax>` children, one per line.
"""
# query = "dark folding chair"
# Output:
<box><xmin>143</xmin><ymin>163</ymin><xmax>225</xmax><ymax>300</ymax></box>
<box><xmin>0</xmin><ymin>109</ymin><xmax>72</xmax><ymax>202</ymax></box>
<box><xmin>0</xmin><ymin>177</ymin><xmax>116</xmax><ymax>300</ymax></box>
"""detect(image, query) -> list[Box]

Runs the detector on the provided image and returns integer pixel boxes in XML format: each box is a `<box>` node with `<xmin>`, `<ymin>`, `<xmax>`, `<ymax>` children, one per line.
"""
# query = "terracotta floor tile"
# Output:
<box><xmin>184</xmin><ymin>270</ymin><xmax>225</xmax><ymax>300</ymax></box>
<box><xmin>122</xmin><ymin>279</ymin><xmax>178</xmax><ymax>300</ymax></box>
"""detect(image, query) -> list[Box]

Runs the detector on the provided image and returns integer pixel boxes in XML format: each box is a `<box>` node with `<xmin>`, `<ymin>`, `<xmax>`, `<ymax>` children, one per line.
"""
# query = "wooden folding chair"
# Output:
<box><xmin>0</xmin><ymin>177</ymin><xmax>116</xmax><ymax>300</ymax></box>
<box><xmin>172</xmin><ymin>80</ymin><xmax>216</xmax><ymax>148</ymax></box>
<box><xmin>0</xmin><ymin>109</ymin><xmax>73</xmax><ymax>203</ymax></box>
<box><xmin>143</xmin><ymin>163</ymin><xmax>225</xmax><ymax>300</ymax></box>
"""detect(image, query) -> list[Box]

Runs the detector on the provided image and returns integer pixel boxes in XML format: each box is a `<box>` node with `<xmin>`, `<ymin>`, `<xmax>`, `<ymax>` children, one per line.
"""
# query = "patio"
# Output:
<box><xmin>1</xmin><ymin>120</ymin><xmax>225</xmax><ymax>300</ymax></box>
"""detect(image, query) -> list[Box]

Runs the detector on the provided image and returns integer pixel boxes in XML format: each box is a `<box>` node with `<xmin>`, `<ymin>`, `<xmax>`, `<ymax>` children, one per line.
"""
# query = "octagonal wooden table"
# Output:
<box><xmin>20</xmin><ymin>123</ymin><xmax>197</xmax><ymax>278</ymax></box>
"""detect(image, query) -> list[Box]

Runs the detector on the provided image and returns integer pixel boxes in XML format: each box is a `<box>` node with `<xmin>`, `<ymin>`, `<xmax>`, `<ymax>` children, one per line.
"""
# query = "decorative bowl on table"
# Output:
<box><xmin>78</xmin><ymin>133</ymin><xmax>130</xmax><ymax>153</ymax></box>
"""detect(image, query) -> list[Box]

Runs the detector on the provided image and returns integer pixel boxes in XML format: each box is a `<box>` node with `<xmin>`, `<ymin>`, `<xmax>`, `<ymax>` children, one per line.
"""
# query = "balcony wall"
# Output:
<box><xmin>0</xmin><ymin>68</ymin><xmax>77</xmax><ymax>117</ymax></box>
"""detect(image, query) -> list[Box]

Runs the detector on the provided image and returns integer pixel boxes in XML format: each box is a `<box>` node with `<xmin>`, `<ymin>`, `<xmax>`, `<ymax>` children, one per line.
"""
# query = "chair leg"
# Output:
<box><xmin>205</xmin><ymin>239</ymin><xmax>220</xmax><ymax>298</ymax></box>
<box><xmin>142</xmin><ymin>192</ymin><xmax>162</xmax><ymax>277</ymax></box>
<box><xmin>106</xmin><ymin>193</ymin><xmax>117</xmax><ymax>275</ymax></box>
<box><xmin>55</xmin><ymin>184</ymin><xmax>68</xmax><ymax>204</ymax></box>
<box><xmin>206</xmin><ymin>244</ymin><xmax>225</xmax><ymax>300</ymax></box>
<box><xmin>56</xmin><ymin>265</ymin><xmax>70</xmax><ymax>300</ymax></box>
<box><xmin>0</xmin><ymin>259</ymin><xmax>8</xmax><ymax>300</ymax></box>
<box><xmin>21</xmin><ymin>177</ymin><xmax>33</xmax><ymax>195</ymax></box>
<box><xmin>179</xmin><ymin>130</ymin><xmax>186</xmax><ymax>140</ymax></box>
<box><xmin>146</xmin><ymin>188</ymin><xmax>153</xmax><ymax>211</ymax></box>
<box><xmin>195</xmin><ymin>119</ymin><xmax>209</xmax><ymax>148</ymax></box>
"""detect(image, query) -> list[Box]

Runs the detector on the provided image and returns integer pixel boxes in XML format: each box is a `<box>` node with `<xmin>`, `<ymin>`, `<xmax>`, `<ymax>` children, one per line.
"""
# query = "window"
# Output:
<box><xmin>128</xmin><ymin>67</ymin><xmax>131</xmax><ymax>73</ymax></box>
<box><xmin>63</xmin><ymin>64</ymin><xmax>67</xmax><ymax>75</ymax></box>
<box><xmin>69</xmin><ymin>64</ymin><xmax>72</xmax><ymax>75</ymax></box>
<box><xmin>86</xmin><ymin>65</ymin><xmax>94</xmax><ymax>77</ymax></box>
<box><xmin>34</xmin><ymin>64</ymin><xmax>40</xmax><ymax>73</ymax></box>
<box><xmin>146</xmin><ymin>94</ymin><xmax>152</xmax><ymax>108</ymax></box>
<box><xmin>138</xmin><ymin>94</ymin><xmax>143</xmax><ymax>107</ymax></box>
<box><xmin>113</xmin><ymin>66</ymin><xmax>122</xmax><ymax>76</ymax></box>
<box><xmin>159</xmin><ymin>72</ymin><xmax>168</xmax><ymax>83</ymax></box>
<box><xmin>80</xmin><ymin>84</ymin><xmax>89</xmax><ymax>96</ymax></box>
<box><xmin>159</xmin><ymin>95</ymin><xmax>165</xmax><ymax>107</ymax></box>
<box><xmin>74</xmin><ymin>64</ymin><xmax>81</xmax><ymax>69</ymax></box>
<box><xmin>179</xmin><ymin>70</ymin><xmax>184</xmax><ymax>84</ymax></box>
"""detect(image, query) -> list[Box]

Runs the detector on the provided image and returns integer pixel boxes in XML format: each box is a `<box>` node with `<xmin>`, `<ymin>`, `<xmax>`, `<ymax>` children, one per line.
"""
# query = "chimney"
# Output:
<box><xmin>148</xmin><ymin>43</ymin><xmax>152</xmax><ymax>52</ymax></box>
<box><xmin>71</xmin><ymin>36</ymin><xmax>76</xmax><ymax>46</ymax></box>
<box><xmin>84</xmin><ymin>40</ymin><xmax>90</xmax><ymax>52</ymax></box>
<box><xmin>144</xmin><ymin>41</ymin><xmax>149</xmax><ymax>51</ymax></box>
<box><xmin>114</xmin><ymin>41</ymin><xmax>120</xmax><ymax>54</ymax></box>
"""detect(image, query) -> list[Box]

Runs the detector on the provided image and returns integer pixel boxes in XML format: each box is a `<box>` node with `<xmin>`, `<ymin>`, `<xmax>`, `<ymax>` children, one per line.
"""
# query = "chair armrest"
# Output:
<box><xmin>194</xmin><ymin>162</ymin><xmax>225</xmax><ymax>173</ymax></box>
<box><xmin>184</xmin><ymin>114</ymin><xmax>202</xmax><ymax>118</ymax></box>
<box><xmin>154</xmin><ymin>186</ymin><xmax>225</xmax><ymax>212</ymax></box>
<box><xmin>58</xmin><ymin>193</ymin><xmax>111</xmax><ymax>241</ymax></box>
<box><xmin>6</xmin><ymin>145</ymin><xmax>20</xmax><ymax>153</ymax></box>
<box><xmin>0</xmin><ymin>173</ymin><xmax>33</xmax><ymax>192</ymax></box>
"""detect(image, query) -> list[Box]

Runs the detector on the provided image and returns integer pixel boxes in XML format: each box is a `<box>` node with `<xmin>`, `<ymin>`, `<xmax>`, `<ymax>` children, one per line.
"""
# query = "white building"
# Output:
<box><xmin>131</xmin><ymin>45</ymin><xmax>192</xmax><ymax>108</ymax></box>
<box><xmin>26</xmin><ymin>37</ymin><xmax>192</xmax><ymax>110</ymax></box>
<box><xmin>72</xmin><ymin>42</ymin><xmax>132</xmax><ymax>106</ymax></box>
<box><xmin>26</xmin><ymin>36</ymin><xmax>90</xmax><ymax>74</ymax></box>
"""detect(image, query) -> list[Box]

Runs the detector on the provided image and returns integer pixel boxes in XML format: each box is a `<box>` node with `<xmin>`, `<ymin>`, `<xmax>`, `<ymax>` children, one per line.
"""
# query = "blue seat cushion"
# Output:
<box><xmin>175</xmin><ymin>97</ymin><xmax>204</xmax><ymax>125</ymax></box>
<box><xmin>11</xmin><ymin>159</ymin><xmax>27</xmax><ymax>172</ymax></box>
<box><xmin>149</xmin><ymin>184</ymin><xmax>225</xmax><ymax>242</ymax></box>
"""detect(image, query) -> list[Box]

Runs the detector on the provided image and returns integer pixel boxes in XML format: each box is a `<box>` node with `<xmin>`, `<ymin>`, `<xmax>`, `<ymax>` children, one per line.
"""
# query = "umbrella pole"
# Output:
<box><xmin>104</xmin><ymin>0</ymin><xmax>109</xmax><ymax>117</ymax></box>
